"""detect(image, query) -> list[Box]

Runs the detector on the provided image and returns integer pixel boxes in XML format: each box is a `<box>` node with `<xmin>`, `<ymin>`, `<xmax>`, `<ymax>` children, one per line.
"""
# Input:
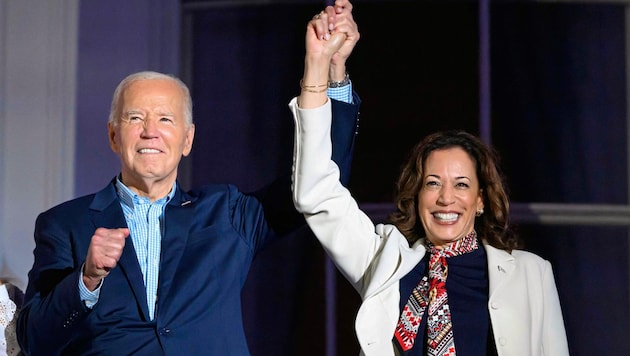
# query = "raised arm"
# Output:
<box><xmin>252</xmin><ymin>1</ymin><xmax>360</xmax><ymax>238</ymax></box>
<box><xmin>290</xmin><ymin>2</ymin><xmax>391</xmax><ymax>289</ymax></box>
<box><xmin>326</xmin><ymin>0</ymin><xmax>362</xmax><ymax>186</ymax></box>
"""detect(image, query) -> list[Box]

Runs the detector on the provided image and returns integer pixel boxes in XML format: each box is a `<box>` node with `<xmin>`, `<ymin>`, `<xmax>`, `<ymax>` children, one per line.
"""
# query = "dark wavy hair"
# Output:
<box><xmin>388</xmin><ymin>130</ymin><xmax>521</xmax><ymax>252</ymax></box>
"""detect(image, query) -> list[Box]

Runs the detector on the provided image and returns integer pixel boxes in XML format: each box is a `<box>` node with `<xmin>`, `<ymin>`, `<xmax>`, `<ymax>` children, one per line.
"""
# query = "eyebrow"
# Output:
<box><xmin>122</xmin><ymin>110</ymin><xmax>144</xmax><ymax>117</ymax></box>
<box><xmin>122</xmin><ymin>110</ymin><xmax>176</xmax><ymax>118</ymax></box>
<box><xmin>426</xmin><ymin>174</ymin><xmax>472</xmax><ymax>181</ymax></box>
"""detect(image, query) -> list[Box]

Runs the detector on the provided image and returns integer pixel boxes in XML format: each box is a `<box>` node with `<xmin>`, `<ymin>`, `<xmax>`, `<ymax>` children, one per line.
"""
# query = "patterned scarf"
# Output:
<box><xmin>394</xmin><ymin>230</ymin><xmax>479</xmax><ymax>355</ymax></box>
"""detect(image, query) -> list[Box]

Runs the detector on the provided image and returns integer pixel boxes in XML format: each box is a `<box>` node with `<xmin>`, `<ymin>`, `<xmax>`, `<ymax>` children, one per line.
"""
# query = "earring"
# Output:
<box><xmin>476</xmin><ymin>209</ymin><xmax>484</xmax><ymax>217</ymax></box>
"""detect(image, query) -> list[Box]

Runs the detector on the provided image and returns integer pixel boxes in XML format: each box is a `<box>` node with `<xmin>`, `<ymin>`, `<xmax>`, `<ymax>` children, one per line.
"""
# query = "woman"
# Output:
<box><xmin>290</xmin><ymin>39</ymin><xmax>569</xmax><ymax>354</ymax></box>
<box><xmin>0</xmin><ymin>280</ymin><xmax>22</xmax><ymax>356</ymax></box>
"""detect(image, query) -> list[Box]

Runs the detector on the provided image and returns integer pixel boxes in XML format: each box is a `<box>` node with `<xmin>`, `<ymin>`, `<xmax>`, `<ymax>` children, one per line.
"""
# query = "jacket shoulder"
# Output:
<box><xmin>510</xmin><ymin>249</ymin><xmax>553</xmax><ymax>273</ymax></box>
<box><xmin>39</xmin><ymin>193</ymin><xmax>96</xmax><ymax>217</ymax></box>
<box><xmin>511</xmin><ymin>249</ymin><xmax>549</xmax><ymax>263</ymax></box>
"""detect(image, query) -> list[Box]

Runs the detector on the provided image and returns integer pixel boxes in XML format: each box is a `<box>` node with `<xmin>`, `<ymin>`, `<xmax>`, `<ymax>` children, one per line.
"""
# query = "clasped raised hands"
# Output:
<box><xmin>306</xmin><ymin>0</ymin><xmax>360</xmax><ymax>67</ymax></box>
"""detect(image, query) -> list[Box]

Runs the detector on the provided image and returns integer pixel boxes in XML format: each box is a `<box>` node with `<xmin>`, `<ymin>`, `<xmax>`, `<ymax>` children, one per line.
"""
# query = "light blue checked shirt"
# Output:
<box><xmin>78</xmin><ymin>83</ymin><xmax>352</xmax><ymax>319</ymax></box>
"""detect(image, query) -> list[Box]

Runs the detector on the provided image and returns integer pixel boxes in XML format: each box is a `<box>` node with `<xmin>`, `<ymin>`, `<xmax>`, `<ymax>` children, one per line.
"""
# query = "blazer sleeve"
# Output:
<box><xmin>254</xmin><ymin>93</ymin><xmax>361</xmax><ymax>238</ymax></box>
<box><xmin>541</xmin><ymin>260</ymin><xmax>570</xmax><ymax>355</ymax></box>
<box><xmin>17</xmin><ymin>211</ymin><xmax>93</xmax><ymax>355</ymax></box>
<box><xmin>290</xmin><ymin>97</ymin><xmax>388</xmax><ymax>290</ymax></box>
<box><xmin>331</xmin><ymin>93</ymin><xmax>361</xmax><ymax>187</ymax></box>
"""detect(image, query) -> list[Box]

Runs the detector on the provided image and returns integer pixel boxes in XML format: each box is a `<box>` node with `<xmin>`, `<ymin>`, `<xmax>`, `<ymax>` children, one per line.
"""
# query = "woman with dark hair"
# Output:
<box><xmin>390</xmin><ymin>131</ymin><xmax>518</xmax><ymax>252</ymax></box>
<box><xmin>291</xmin><ymin>87</ymin><xmax>569</xmax><ymax>355</ymax></box>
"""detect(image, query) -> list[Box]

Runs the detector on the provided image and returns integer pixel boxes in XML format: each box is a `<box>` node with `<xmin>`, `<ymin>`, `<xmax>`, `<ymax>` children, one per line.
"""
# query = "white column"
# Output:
<box><xmin>0</xmin><ymin>0</ymin><xmax>78</xmax><ymax>291</ymax></box>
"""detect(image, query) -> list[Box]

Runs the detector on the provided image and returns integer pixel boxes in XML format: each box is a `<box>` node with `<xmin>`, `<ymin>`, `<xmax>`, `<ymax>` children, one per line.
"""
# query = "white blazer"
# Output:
<box><xmin>290</xmin><ymin>98</ymin><xmax>570</xmax><ymax>356</ymax></box>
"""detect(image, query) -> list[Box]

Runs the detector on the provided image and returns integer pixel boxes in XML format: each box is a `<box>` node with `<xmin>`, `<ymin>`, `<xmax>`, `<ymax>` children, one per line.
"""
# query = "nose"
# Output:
<box><xmin>141</xmin><ymin>117</ymin><xmax>159</xmax><ymax>137</ymax></box>
<box><xmin>437</xmin><ymin>186</ymin><xmax>455</xmax><ymax>206</ymax></box>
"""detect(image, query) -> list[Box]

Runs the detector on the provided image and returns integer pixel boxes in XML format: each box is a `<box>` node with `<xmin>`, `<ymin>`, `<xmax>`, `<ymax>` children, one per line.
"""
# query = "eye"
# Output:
<box><xmin>455</xmin><ymin>182</ymin><xmax>470</xmax><ymax>189</ymax></box>
<box><xmin>123</xmin><ymin>115</ymin><xmax>144</xmax><ymax>123</ymax></box>
<box><xmin>425</xmin><ymin>180</ymin><xmax>440</xmax><ymax>189</ymax></box>
<box><xmin>159</xmin><ymin>116</ymin><xmax>174</xmax><ymax>123</ymax></box>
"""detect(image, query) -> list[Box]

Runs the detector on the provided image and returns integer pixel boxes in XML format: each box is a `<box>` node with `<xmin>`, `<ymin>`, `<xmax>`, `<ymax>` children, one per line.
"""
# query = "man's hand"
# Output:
<box><xmin>327</xmin><ymin>0</ymin><xmax>359</xmax><ymax>80</ymax></box>
<box><xmin>82</xmin><ymin>227</ymin><xmax>129</xmax><ymax>291</ymax></box>
<box><xmin>307</xmin><ymin>0</ymin><xmax>359</xmax><ymax>62</ymax></box>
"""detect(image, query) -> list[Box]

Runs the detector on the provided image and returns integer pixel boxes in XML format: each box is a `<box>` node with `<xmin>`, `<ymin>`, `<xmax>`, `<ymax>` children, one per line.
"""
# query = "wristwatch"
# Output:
<box><xmin>328</xmin><ymin>73</ymin><xmax>350</xmax><ymax>88</ymax></box>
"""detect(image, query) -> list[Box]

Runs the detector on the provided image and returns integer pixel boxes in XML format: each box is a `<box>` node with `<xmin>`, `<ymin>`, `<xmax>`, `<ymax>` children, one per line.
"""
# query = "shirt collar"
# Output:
<box><xmin>115</xmin><ymin>176</ymin><xmax>175</xmax><ymax>209</ymax></box>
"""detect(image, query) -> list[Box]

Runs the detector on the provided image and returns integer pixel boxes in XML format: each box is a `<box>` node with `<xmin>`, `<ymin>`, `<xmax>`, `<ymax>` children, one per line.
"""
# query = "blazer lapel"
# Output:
<box><xmin>484</xmin><ymin>243</ymin><xmax>516</xmax><ymax>299</ymax></box>
<box><xmin>156</xmin><ymin>188</ymin><xmax>196</xmax><ymax>311</ymax></box>
<box><xmin>89</xmin><ymin>181</ymin><xmax>150</xmax><ymax>320</ymax></box>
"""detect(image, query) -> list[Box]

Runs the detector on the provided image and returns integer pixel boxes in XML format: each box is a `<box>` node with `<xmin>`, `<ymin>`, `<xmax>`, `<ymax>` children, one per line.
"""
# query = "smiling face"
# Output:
<box><xmin>108</xmin><ymin>78</ymin><xmax>195</xmax><ymax>200</ymax></box>
<box><xmin>417</xmin><ymin>147</ymin><xmax>484</xmax><ymax>247</ymax></box>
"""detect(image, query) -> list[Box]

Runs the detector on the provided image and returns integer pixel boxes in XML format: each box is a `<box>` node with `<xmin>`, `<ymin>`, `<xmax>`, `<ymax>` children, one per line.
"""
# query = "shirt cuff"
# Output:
<box><xmin>79</xmin><ymin>266</ymin><xmax>102</xmax><ymax>308</ymax></box>
<box><xmin>327</xmin><ymin>81</ymin><xmax>353</xmax><ymax>104</ymax></box>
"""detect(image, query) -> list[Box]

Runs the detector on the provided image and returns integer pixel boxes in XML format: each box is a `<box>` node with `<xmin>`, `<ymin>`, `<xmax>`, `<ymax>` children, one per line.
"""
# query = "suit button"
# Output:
<box><xmin>498</xmin><ymin>337</ymin><xmax>507</xmax><ymax>346</ymax></box>
<box><xmin>160</xmin><ymin>328</ymin><xmax>171</xmax><ymax>335</ymax></box>
<box><xmin>490</xmin><ymin>301</ymin><xmax>501</xmax><ymax>309</ymax></box>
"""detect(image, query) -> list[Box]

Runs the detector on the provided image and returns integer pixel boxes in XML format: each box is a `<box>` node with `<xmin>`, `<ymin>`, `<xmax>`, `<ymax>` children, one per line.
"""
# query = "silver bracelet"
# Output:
<box><xmin>328</xmin><ymin>73</ymin><xmax>350</xmax><ymax>88</ymax></box>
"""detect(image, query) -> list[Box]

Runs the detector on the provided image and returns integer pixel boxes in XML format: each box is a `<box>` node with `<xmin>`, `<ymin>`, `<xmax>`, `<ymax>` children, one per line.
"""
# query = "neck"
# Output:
<box><xmin>428</xmin><ymin>230</ymin><xmax>478</xmax><ymax>254</ymax></box>
<box><xmin>119</xmin><ymin>175</ymin><xmax>174</xmax><ymax>202</ymax></box>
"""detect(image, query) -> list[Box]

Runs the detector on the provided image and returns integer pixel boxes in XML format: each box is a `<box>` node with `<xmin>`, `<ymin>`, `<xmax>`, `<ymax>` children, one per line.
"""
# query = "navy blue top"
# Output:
<box><xmin>394</xmin><ymin>242</ymin><xmax>497</xmax><ymax>355</ymax></box>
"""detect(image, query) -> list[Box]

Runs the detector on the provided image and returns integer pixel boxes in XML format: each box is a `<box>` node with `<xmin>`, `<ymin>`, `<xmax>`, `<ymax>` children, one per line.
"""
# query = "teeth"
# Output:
<box><xmin>138</xmin><ymin>148</ymin><xmax>160</xmax><ymax>153</ymax></box>
<box><xmin>434</xmin><ymin>212</ymin><xmax>458</xmax><ymax>221</ymax></box>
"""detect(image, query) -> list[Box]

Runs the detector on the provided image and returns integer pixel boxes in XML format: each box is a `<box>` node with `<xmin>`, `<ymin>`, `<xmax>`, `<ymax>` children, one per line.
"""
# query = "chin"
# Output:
<box><xmin>427</xmin><ymin>234</ymin><xmax>463</xmax><ymax>246</ymax></box>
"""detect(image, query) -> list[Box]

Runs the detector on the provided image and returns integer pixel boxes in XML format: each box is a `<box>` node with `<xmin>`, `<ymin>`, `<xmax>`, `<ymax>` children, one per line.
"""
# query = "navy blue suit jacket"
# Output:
<box><xmin>17</xmin><ymin>97</ymin><xmax>360</xmax><ymax>356</ymax></box>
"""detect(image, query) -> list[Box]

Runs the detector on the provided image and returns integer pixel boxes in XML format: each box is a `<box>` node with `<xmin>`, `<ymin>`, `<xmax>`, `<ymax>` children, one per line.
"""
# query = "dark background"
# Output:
<box><xmin>75</xmin><ymin>1</ymin><xmax>630</xmax><ymax>354</ymax></box>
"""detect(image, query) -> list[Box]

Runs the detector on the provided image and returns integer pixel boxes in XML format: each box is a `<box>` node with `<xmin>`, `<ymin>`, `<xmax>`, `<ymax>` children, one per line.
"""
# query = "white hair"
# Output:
<box><xmin>108</xmin><ymin>71</ymin><xmax>193</xmax><ymax>126</ymax></box>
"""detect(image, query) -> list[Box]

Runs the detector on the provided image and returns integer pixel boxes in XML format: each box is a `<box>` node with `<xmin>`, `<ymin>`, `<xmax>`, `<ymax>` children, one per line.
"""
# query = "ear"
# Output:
<box><xmin>108</xmin><ymin>122</ymin><xmax>119</xmax><ymax>153</ymax></box>
<box><xmin>477</xmin><ymin>188</ymin><xmax>484</xmax><ymax>212</ymax></box>
<box><xmin>182</xmin><ymin>124</ymin><xmax>195</xmax><ymax>157</ymax></box>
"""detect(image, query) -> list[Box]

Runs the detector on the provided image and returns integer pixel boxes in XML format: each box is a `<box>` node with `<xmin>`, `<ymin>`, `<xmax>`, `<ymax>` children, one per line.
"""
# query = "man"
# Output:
<box><xmin>17</xmin><ymin>1</ymin><xmax>360</xmax><ymax>354</ymax></box>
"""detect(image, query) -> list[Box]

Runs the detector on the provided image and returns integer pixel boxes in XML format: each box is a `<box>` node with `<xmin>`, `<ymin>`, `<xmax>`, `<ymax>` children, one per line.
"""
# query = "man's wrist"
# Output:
<box><xmin>328</xmin><ymin>73</ymin><xmax>350</xmax><ymax>88</ymax></box>
<box><xmin>81</xmin><ymin>263</ymin><xmax>103</xmax><ymax>291</ymax></box>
